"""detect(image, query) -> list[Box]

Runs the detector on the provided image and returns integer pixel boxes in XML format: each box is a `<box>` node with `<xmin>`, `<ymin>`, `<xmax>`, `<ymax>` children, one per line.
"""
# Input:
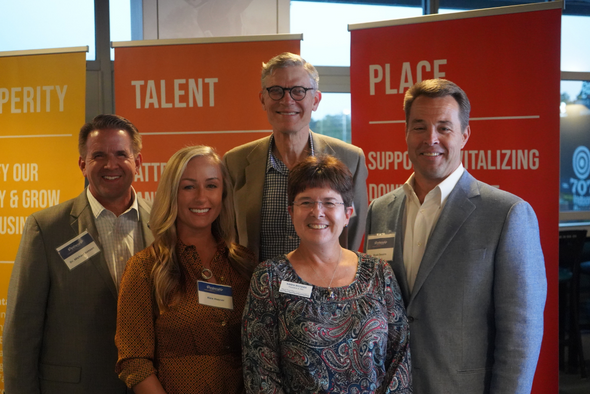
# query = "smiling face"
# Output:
<box><xmin>175</xmin><ymin>155</ymin><xmax>223</xmax><ymax>239</ymax></box>
<box><xmin>79</xmin><ymin>128</ymin><xmax>141</xmax><ymax>213</ymax></box>
<box><xmin>260</xmin><ymin>65</ymin><xmax>321</xmax><ymax>137</ymax></box>
<box><xmin>406</xmin><ymin>95</ymin><xmax>470</xmax><ymax>195</ymax></box>
<box><xmin>289</xmin><ymin>186</ymin><xmax>353</xmax><ymax>248</ymax></box>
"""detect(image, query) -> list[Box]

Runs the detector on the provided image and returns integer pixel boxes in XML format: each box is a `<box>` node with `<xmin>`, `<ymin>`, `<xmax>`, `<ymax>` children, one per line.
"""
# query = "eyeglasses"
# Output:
<box><xmin>293</xmin><ymin>201</ymin><xmax>346</xmax><ymax>210</ymax></box>
<box><xmin>266</xmin><ymin>86</ymin><xmax>314</xmax><ymax>101</ymax></box>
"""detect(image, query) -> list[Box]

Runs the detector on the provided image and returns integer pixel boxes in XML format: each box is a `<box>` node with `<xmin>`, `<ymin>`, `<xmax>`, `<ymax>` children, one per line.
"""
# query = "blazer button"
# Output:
<box><xmin>407</xmin><ymin>316</ymin><xmax>414</xmax><ymax>322</ymax></box>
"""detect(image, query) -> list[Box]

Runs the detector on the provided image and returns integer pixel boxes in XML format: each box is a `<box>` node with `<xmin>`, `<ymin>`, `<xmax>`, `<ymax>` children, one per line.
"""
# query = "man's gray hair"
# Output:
<box><xmin>261</xmin><ymin>52</ymin><xmax>319</xmax><ymax>90</ymax></box>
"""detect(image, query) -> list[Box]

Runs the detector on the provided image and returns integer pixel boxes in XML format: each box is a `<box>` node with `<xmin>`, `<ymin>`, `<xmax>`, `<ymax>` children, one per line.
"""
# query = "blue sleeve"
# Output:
<box><xmin>490</xmin><ymin>201</ymin><xmax>546</xmax><ymax>394</ymax></box>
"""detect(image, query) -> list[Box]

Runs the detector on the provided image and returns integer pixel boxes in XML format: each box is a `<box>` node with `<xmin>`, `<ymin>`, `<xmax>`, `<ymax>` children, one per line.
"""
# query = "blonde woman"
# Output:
<box><xmin>116</xmin><ymin>146</ymin><xmax>255</xmax><ymax>394</ymax></box>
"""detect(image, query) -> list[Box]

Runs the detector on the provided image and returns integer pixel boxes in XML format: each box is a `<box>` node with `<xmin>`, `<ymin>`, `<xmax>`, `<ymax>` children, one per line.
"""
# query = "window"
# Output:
<box><xmin>291</xmin><ymin>1</ymin><xmax>421</xmax><ymax>142</ymax></box>
<box><xmin>0</xmin><ymin>0</ymin><xmax>95</xmax><ymax>60</ymax></box>
<box><xmin>562</xmin><ymin>15</ymin><xmax>590</xmax><ymax>71</ymax></box>
<box><xmin>560</xmin><ymin>80</ymin><xmax>590</xmax><ymax>218</ymax></box>
<box><xmin>291</xmin><ymin>1</ymin><xmax>421</xmax><ymax>67</ymax></box>
<box><xmin>561</xmin><ymin>13</ymin><xmax>590</xmax><ymax>221</ymax></box>
<box><xmin>110</xmin><ymin>0</ymin><xmax>133</xmax><ymax>59</ymax></box>
<box><xmin>311</xmin><ymin>93</ymin><xmax>351</xmax><ymax>142</ymax></box>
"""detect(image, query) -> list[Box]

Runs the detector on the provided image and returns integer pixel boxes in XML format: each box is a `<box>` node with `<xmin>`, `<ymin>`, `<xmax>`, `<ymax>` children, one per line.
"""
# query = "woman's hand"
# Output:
<box><xmin>133</xmin><ymin>374</ymin><xmax>167</xmax><ymax>394</ymax></box>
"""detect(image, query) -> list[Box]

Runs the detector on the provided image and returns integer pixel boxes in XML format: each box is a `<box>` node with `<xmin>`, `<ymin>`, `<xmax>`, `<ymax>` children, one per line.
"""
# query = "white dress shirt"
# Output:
<box><xmin>402</xmin><ymin>165</ymin><xmax>465</xmax><ymax>293</ymax></box>
<box><xmin>87</xmin><ymin>188</ymin><xmax>143</xmax><ymax>289</ymax></box>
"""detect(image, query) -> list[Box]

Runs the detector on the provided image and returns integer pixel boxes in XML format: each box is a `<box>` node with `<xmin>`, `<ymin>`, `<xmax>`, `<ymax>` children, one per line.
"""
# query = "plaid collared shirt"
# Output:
<box><xmin>259</xmin><ymin>133</ymin><xmax>315</xmax><ymax>262</ymax></box>
<box><xmin>87</xmin><ymin>188</ymin><xmax>143</xmax><ymax>290</ymax></box>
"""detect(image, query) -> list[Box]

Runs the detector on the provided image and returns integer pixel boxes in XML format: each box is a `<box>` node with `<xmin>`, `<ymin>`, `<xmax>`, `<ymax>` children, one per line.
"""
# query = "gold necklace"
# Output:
<box><xmin>199</xmin><ymin>242</ymin><xmax>222</xmax><ymax>282</ymax></box>
<box><xmin>201</xmin><ymin>268</ymin><xmax>213</xmax><ymax>280</ymax></box>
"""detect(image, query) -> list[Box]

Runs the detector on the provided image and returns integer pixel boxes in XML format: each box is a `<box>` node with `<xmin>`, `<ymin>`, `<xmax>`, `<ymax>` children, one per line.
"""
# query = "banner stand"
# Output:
<box><xmin>350</xmin><ymin>3</ymin><xmax>561</xmax><ymax>392</ymax></box>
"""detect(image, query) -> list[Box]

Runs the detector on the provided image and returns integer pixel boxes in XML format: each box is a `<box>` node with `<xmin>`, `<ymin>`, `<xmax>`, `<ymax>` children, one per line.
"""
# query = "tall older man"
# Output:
<box><xmin>4</xmin><ymin>115</ymin><xmax>153</xmax><ymax>394</ymax></box>
<box><xmin>224</xmin><ymin>52</ymin><xmax>368</xmax><ymax>262</ymax></box>
<box><xmin>365</xmin><ymin>79</ymin><xmax>546</xmax><ymax>393</ymax></box>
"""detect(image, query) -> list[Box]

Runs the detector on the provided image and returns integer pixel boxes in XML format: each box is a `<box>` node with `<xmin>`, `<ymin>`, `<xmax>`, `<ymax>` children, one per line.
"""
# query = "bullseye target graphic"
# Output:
<box><xmin>573</xmin><ymin>146</ymin><xmax>590</xmax><ymax>180</ymax></box>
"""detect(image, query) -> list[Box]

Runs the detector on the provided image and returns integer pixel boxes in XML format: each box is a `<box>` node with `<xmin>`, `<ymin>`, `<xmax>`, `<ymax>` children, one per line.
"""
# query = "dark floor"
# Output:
<box><xmin>560</xmin><ymin>373</ymin><xmax>590</xmax><ymax>394</ymax></box>
<box><xmin>559</xmin><ymin>330</ymin><xmax>590</xmax><ymax>393</ymax></box>
<box><xmin>559</xmin><ymin>272</ymin><xmax>590</xmax><ymax>394</ymax></box>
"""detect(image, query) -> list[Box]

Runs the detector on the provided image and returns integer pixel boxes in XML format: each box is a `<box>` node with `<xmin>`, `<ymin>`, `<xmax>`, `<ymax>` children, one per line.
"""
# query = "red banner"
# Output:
<box><xmin>114</xmin><ymin>36</ymin><xmax>300</xmax><ymax>201</ymax></box>
<box><xmin>350</xmin><ymin>3</ymin><xmax>561</xmax><ymax>392</ymax></box>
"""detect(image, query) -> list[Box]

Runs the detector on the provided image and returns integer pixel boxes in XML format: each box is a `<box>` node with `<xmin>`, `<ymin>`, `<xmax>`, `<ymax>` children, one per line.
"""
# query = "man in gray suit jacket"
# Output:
<box><xmin>365</xmin><ymin>79</ymin><xmax>546</xmax><ymax>393</ymax></box>
<box><xmin>4</xmin><ymin>115</ymin><xmax>154</xmax><ymax>394</ymax></box>
<box><xmin>224</xmin><ymin>52</ymin><xmax>367</xmax><ymax>262</ymax></box>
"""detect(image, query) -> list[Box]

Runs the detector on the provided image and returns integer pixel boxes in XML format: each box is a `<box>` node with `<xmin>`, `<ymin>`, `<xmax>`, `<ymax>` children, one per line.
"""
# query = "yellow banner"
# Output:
<box><xmin>0</xmin><ymin>50</ymin><xmax>86</xmax><ymax>390</ymax></box>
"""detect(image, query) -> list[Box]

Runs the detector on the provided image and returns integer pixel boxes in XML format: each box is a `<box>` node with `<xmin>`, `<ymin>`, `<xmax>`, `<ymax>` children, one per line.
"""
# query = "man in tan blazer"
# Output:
<box><xmin>4</xmin><ymin>115</ymin><xmax>154</xmax><ymax>394</ymax></box>
<box><xmin>224</xmin><ymin>53</ymin><xmax>368</xmax><ymax>263</ymax></box>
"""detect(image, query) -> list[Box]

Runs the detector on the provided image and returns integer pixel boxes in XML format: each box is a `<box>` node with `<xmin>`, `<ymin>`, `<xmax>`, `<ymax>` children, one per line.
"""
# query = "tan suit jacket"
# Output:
<box><xmin>223</xmin><ymin>131</ymin><xmax>368</xmax><ymax>262</ymax></box>
<box><xmin>4</xmin><ymin>190</ymin><xmax>153</xmax><ymax>394</ymax></box>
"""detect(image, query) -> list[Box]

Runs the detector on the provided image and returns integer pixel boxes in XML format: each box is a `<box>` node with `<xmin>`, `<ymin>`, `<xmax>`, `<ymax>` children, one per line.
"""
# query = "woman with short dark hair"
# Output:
<box><xmin>242</xmin><ymin>155</ymin><xmax>412</xmax><ymax>394</ymax></box>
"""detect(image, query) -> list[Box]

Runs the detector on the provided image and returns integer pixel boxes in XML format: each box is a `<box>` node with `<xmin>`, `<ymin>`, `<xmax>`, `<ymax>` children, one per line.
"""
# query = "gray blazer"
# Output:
<box><xmin>365</xmin><ymin>171</ymin><xmax>546</xmax><ymax>394</ymax></box>
<box><xmin>4</xmin><ymin>190</ymin><xmax>153</xmax><ymax>394</ymax></box>
<box><xmin>223</xmin><ymin>131</ymin><xmax>368</xmax><ymax>262</ymax></box>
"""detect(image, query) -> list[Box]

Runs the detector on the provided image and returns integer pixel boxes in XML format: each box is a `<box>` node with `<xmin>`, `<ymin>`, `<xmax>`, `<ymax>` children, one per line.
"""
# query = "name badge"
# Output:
<box><xmin>197</xmin><ymin>281</ymin><xmax>233</xmax><ymax>310</ymax></box>
<box><xmin>279</xmin><ymin>280</ymin><xmax>313</xmax><ymax>298</ymax></box>
<box><xmin>366</xmin><ymin>233</ymin><xmax>395</xmax><ymax>261</ymax></box>
<box><xmin>56</xmin><ymin>230</ymin><xmax>101</xmax><ymax>270</ymax></box>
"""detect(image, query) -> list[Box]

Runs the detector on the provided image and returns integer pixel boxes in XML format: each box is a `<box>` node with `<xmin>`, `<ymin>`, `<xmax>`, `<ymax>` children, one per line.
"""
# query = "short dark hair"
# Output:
<box><xmin>288</xmin><ymin>155</ymin><xmax>354</xmax><ymax>208</ymax></box>
<box><xmin>78</xmin><ymin>114</ymin><xmax>142</xmax><ymax>156</ymax></box>
<box><xmin>404</xmin><ymin>79</ymin><xmax>471</xmax><ymax>132</ymax></box>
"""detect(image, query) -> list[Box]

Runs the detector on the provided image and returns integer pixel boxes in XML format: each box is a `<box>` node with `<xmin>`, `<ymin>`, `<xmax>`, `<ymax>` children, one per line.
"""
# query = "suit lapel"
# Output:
<box><xmin>388</xmin><ymin>191</ymin><xmax>412</xmax><ymax>305</ymax></box>
<box><xmin>137</xmin><ymin>198</ymin><xmax>154</xmax><ymax>248</ymax></box>
<box><xmin>311</xmin><ymin>131</ymin><xmax>336</xmax><ymax>156</ymax></box>
<box><xmin>242</xmin><ymin>137</ymin><xmax>269</xmax><ymax>259</ymax></box>
<box><xmin>409</xmin><ymin>172</ymin><xmax>478</xmax><ymax>304</ymax></box>
<box><xmin>70</xmin><ymin>190</ymin><xmax>118</xmax><ymax>299</ymax></box>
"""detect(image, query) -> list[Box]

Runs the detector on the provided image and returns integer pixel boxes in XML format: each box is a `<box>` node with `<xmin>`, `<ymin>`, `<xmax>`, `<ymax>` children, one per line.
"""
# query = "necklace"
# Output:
<box><xmin>201</xmin><ymin>268</ymin><xmax>213</xmax><ymax>280</ymax></box>
<box><xmin>310</xmin><ymin>248</ymin><xmax>343</xmax><ymax>300</ymax></box>
<box><xmin>199</xmin><ymin>241</ymin><xmax>220</xmax><ymax>281</ymax></box>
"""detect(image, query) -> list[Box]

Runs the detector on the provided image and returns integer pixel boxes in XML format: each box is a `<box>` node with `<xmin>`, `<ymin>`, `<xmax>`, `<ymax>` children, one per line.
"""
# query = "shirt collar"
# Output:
<box><xmin>87</xmin><ymin>186</ymin><xmax>139</xmax><ymax>219</ymax></box>
<box><xmin>266</xmin><ymin>132</ymin><xmax>315</xmax><ymax>174</ymax></box>
<box><xmin>438</xmin><ymin>164</ymin><xmax>464</xmax><ymax>204</ymax></box>
<box><xmin>403</xmin><ymin>164</ymin><xmax>465</xmax><ymax>206</ymax></box>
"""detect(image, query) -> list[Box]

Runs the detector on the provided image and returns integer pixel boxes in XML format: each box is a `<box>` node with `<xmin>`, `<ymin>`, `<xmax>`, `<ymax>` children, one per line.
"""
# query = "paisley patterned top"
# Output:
<box><xmin>242</xmin><ymin>252</ymin><xmax>412</xmax><ymax>394</ymax></box>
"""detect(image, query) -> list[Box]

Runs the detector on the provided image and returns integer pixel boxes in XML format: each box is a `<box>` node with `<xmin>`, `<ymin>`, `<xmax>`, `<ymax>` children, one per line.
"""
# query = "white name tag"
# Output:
<box><xmin>366</xmin><ymin>233</ymin><xmax>395</xmax><ymax>261</ymax></box>
<box><xmin>279</xmin><ymin>280</ymin><xmax>313</xmax><ymax>298</ymax></box>
<box><xmin>56</xmin><ymin>230</ymin><xmax>101</xmax><ymax>270</ymax></box>
<box><xmin>197</xmin><ymin>281</ymin><xmax>234</xmax><ymax>310</ymax></box>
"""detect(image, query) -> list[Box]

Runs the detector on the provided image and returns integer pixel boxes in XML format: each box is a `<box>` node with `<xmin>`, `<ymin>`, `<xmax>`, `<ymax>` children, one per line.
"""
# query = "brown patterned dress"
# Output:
<box><xmin>116</xmin><ymin>240</ymin><xmax>252</xmax><ymax>393</ymax></box>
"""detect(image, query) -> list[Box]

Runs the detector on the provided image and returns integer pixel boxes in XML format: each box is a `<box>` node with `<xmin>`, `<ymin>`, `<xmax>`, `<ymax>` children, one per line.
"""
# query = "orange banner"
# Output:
<box><xmin>114</xmin><ymin>37</ymin><xmax>300</xmax><ymax>201</ymax></box>
<box><xmin>350</xmin><ymin>4</ymin><xmax>561</xmax><ymax>393</ymax></box>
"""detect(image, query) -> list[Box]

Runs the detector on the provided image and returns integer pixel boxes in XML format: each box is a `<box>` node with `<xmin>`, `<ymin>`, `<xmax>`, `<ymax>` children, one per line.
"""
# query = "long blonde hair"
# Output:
<box><xmin>149</xmin><ymin>145</ymin><xmax>254</xmax><ymax>312</ymax></box>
